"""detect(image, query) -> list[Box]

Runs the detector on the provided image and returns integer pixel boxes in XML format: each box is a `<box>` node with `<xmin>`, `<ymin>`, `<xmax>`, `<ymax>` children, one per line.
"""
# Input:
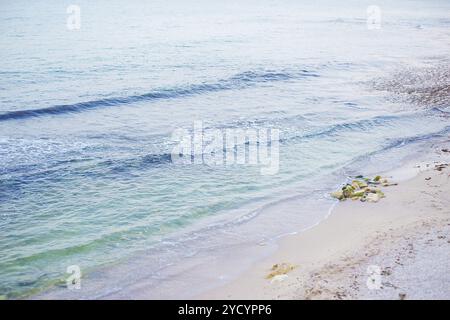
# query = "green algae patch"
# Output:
<box><xmin>330</xmin><ymin>175</ymin><xmax>393</xmax><ymax>203</ymax></box>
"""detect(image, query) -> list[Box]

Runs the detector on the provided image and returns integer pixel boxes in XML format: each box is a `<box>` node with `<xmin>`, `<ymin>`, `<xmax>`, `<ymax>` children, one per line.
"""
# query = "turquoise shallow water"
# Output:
<box><xmin>1</xmin><ymin>0</ymin><xmax>450</xmax><ymax>298</ymax></box>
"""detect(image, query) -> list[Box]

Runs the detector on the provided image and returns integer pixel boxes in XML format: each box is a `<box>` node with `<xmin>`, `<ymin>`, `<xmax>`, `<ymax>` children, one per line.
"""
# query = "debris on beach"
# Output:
<box><xmin>266</xmin><ymin>262</ymin><xmax>296</xmax><ymax>279</ymax></box>
<box><xmin>270</xmin><ymin>274</ymin><xmax>289</xmax><ymax>283</ymax></box>
<box><xmin>365</xmin><ymin>192</ymin><xmax>383</xmax><ymax>203</ymax></box>
<box><xmin>434</xmin><ymin>163</ymin><xmax>448</xmax><ymax>172</ymax></box>
<box><xmin>330</xmin><ymin>175</ymin><xmax>394</xmax><ymax>202</ymax></box>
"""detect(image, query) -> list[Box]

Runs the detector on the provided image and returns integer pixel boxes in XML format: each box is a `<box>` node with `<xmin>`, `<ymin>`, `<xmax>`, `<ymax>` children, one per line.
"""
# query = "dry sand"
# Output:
<box><xmin>200</xmin><ymin>149</ymin><xmax>450</xmax><ymax>300</ymax></box>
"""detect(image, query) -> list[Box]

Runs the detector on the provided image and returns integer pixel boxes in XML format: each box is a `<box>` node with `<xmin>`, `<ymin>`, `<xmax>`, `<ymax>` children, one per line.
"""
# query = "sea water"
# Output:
<box><xmin>0</xmin><ymin>0</ymin><xmax>449</xmax><ymax>298</ymax></box>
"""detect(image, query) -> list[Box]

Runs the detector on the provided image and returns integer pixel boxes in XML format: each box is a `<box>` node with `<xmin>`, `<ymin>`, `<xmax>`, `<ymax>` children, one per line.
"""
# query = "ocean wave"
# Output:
<box><xmin>344</xmin><ymin>124</ymin><xmax>450</xmax><ymax>171</ymax></box>
<box><xmin>0</xmin><ymin>69</ymin><xmax>318</xmax><ymax>122</ymax></box>
<box><xmin>1</xmin><ymin>107</ymin><xmax>445</xmax><ymax>184</ymax></box>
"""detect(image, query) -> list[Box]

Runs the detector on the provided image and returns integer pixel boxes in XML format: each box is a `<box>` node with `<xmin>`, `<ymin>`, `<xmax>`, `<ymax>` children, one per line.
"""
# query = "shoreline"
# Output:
<box><xmin>27</xmin><ymin>141</ymin><xmax>450</xmax><ymax>300</ymax></box>
<box><xmin>199</xmin><ymin>145</ymin><xmax>450</xmax><ymax>300</ymax></box>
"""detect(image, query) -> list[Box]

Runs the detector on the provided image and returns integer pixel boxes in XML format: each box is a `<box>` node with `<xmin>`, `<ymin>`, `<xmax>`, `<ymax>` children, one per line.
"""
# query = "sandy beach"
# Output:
<box><xmin>201</xmin><ymin>145</ymin><xmax>450</xmax><ymax>300</ymax></box>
